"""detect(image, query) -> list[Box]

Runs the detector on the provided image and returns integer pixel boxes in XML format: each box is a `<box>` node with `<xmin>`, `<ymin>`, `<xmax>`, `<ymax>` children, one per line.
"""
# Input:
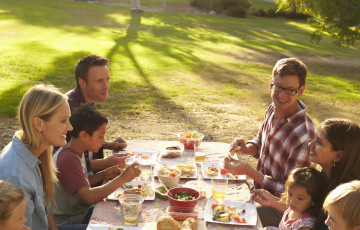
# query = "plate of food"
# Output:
<box><xmin>86</xmin><ymin>224</ymin><xmax>141</xmax><ymax>230</ymax></box>
<box><xmin>154</xmin><ymin>162</ymin><xmax>197</xmax><ymax>179</ymax></box>
<box><xmin>201</xmin><ymin>163</ymin><xmax>246</xmax><ymax>180</ymax></box>
<box><xmin>107</xmin><ymin>181</ymin><xmax>155</xmax><ymax>201</ymax></box>
<box><xmin>87</xmin><ymin>225</ymin><xmax>141</xmax><ymax>230</ymax></box>
<box><xmin>204</xmin><ymin>200</ymin><xmax>257</xmax><ymax>226</ymax></box>
<box><xmin>116</xmin><ymin>151</ymin><xmax>157</xmax><ymax>165</ymax></box>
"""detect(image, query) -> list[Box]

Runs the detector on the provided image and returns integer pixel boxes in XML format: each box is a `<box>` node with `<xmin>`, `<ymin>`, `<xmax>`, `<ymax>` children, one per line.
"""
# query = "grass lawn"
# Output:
<box><xmin>0</xmin><ymin>0</ymin><xmax>359</xmax><ymax>152</ymax></box>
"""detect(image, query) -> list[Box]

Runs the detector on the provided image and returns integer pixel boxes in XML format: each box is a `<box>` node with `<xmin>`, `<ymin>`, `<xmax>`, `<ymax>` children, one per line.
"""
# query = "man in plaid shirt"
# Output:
<box><xmin>224</xmin><ymin>58</ymin><xmax>316</xmax><ymax>227</ymax></box>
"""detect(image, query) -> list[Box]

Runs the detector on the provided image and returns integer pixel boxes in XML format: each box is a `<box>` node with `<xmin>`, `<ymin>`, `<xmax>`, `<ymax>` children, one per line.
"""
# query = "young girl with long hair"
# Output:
<box><xmin>266</xmin><ymin>167</ymin><xmax>324</xmax><ymax>230</ymax></box>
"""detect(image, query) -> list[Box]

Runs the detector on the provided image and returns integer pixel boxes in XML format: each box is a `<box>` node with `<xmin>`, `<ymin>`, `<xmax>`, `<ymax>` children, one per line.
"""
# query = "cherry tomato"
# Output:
<box><xmin>137</xmin><ymin>184</ymin><xmax>142</xmax><ymax>188</ymax></box>
<box><xmin>220</xmin><ymin>168</ymin><xmax>227</xmax><ymax>175</ymax></box>
<box><xmin>211</xmin><ymin>202</ymin><xmax>220</xmax><ymax>209</ymax></box>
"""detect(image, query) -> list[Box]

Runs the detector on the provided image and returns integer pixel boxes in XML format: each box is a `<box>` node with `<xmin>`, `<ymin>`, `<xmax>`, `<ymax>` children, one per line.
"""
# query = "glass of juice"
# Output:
<box><xmin>119</xmin><ymin>194</ymin><xmax>144</xmax><ymax>226</ymax></box>
<box><xmin>194</xmin><ymin>143</ymin><xmax>206</xmax><ymax>164</ymax></box>
<box><xmin>212</xmin><ymin>178</ymin><xmax>228</xmax><ymax>200</ymax></box>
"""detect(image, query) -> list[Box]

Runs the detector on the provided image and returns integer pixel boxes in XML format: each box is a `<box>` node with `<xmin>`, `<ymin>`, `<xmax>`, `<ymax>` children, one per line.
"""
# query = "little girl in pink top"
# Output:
<box><xmin>266</xmin><ymin>167</ymin><xmax>324</xmax><ymax>230</ymax></box>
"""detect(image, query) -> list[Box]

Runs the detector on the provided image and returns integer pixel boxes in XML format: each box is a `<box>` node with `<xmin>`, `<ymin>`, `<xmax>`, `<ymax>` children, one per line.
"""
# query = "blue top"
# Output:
<box><xmin>0</xmin><ymin>136</ymin><xmax>48</xmax><ymax>230</ymax></box>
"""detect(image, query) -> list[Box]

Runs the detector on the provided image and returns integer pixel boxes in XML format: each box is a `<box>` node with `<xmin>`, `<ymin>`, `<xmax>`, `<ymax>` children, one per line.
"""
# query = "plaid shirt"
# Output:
<box><xmin>248</xmin><ymin>99</ymin><xmax>316</xmax><ymax>197</ymax></box>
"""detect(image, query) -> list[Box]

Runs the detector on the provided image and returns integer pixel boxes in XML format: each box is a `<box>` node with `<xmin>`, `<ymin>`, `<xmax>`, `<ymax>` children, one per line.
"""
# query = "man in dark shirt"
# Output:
<box><xmin>66</xmin><ymin>55</ymin><xmax>127</xmax><ymax>159</ymax></box>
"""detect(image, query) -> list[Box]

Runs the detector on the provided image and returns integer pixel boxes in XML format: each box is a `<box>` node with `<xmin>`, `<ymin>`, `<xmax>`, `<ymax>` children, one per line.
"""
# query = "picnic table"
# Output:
<box><xmin>88</xmin><ymin>140</ymin><xmax>263</xmax><ymax>229</ymax></box>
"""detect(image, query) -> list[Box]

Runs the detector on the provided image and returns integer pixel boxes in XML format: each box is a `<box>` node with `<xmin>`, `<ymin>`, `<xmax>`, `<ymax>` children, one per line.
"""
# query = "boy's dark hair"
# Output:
<box><xmin>69</xmin><ymin>104</ymin><xmax>108</xmax><ymax>138</ymax></box>
<box><xmin>272</xmin><ymin>58</ymin><xmax>307</xmax><ymax>87</ymax></box>
<box><xmin>75</xmin><ymin>55</ymin><xmax>109</xmax><ymax>87</ymax></box>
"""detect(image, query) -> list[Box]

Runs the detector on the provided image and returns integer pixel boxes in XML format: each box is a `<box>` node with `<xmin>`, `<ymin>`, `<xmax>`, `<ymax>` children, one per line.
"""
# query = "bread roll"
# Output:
<box><xmin>230</xmin><ymin>146</ymin><xmax>241</xmax><ymax>156</ymax></box>
<box><xmin>157</xmin><ymin>215</ymin><xmax>180</xmax><ymax>230</ymax></box>
<box><xmin>180</xmin><ymin>217</ymin><xmax>198</xmax><ymax>230</ymax></box>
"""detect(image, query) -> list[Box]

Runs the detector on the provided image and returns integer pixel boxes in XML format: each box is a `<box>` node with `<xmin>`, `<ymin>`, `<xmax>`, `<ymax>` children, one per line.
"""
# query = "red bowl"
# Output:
<box><xmin>167</xmin><ymin>187</ymin><xmax>200</xmax><ymax>209</ymax></box>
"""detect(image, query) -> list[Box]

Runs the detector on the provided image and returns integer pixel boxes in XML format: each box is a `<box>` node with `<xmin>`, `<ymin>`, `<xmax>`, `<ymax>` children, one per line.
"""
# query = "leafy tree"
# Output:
<box><xmin>276</xmin><ymin>0</ymin><xmax>360</xmax><ymax>45</ymax></box>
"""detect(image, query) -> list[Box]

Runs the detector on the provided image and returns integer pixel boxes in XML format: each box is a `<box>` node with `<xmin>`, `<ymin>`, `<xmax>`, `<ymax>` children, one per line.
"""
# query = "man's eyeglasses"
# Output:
<box><xmin>270</xmin><ymin>84</ymin><xmax>301</xmax><ymax>96</ymax></box>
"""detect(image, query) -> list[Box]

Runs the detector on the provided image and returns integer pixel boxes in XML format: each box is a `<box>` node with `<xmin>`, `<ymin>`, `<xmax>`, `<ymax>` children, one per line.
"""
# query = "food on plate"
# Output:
<box><xmin>211</xmin><ymin>201</ymin><xmax>247</xmax><ymax>223</ymax></box>
<box><xmin>141</xmin><ymin>154</ymin><xmax>151</xmax><ymax>160</ymax></box>
<box><xmin>204</xmin><ymin>165</ymin><xmax>219</xmax><ymax>176</ymax></box>
<box><xmin>116</xmin><ymin>182</ymin><xmax>154</xmax><ymax>198</ymax></box>
<box><xmin>142</xmin><ymin>183</ymin><xmax>155</xmax><ymax>197</ymax></box>
<box><xmin>162</xmin><ymin>146</ymin><xmax>183</xmax><ymax>158</ymax></box>
<box><xmin>220</xmin><ymin>168</ymin><xmax>227</xmax><ymax>175</ymax></box>
<box><xmin>180</xmin><ymin>217</ymin><xmax>198</xmax><ymax>230</ymax></box>
<box><xmin>226</xmin><ymin>174</ymin><xmax>239</xmax><ymax>179</ymax></box>
<box><xmin>108</xmin><ymin>228</ymin><xmax>124</xmax><ymax>230</ymax></box>
<box><xmin>123</xmin><ymin>188</ymin><xmax>142</xmax><ymax>195</ymax></box>
<box><xmin>167</xmin><ymin>146</ymin><xmax>181</xmax><ymax>150</ymax></box>
<box><xmin>160</xmin><ymin>164</ymin><xmax>195</xmax><ymax>178</ymax></box>
<box><xmin>157</xmin><ymin>215</ymin><xmax>180</xmax><ymax>230</ymax></box>
<box><xmin>174</xmin><ymin>192</ymin><xmax>195</xmax><ymax>201</ymax></box>
<box><xmin>159</xmin><ymin>168</ymin><xmax>181</xmax><ymax>177</ymax></box>
<box><xmin>166</xmin><ymin>207</ymin><xmax>198</xmax><ymax>221</ymax></box>
<box><xmin>155</xmin><ymin>185</ymin><xmax>174</xmax><ymax>200</ymax></box>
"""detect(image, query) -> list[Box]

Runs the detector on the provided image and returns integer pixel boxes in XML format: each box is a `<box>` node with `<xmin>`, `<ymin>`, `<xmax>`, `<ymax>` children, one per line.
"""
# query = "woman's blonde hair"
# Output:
<box><xmin>16</xmin><ymin>84</ymin><xmax>67</xmax><ymax>206</ymax></box>
<box><xmin>323</xmin><ymin>180</ymin><xmax>360</xmax><ymax>229</ymax></box>
<box><xmin>280</xmin><ymin>167</ymin><xmax>325</xmax><ymax>216</ymax></box>
<box><xmin>0</xmin><ymin>180</ymin><xmax>26</xmax><ymax>223</ymax></box>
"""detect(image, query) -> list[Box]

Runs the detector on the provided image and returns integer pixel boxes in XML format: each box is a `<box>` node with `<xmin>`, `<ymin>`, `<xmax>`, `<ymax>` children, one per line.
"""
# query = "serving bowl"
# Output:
<box><xmin>158</xmin><ymin>168</ymin><xmax>182</xmax><ymax>187</ymax></box>
<box><xmin>167</xmin><ymin>187</ymin><xmax>200</xmax><ymax>209</ymax></box>
<box><xmin>177</xmin><ymin>131</ymin><xmax>204</xmax><ymax>150</ymax></box>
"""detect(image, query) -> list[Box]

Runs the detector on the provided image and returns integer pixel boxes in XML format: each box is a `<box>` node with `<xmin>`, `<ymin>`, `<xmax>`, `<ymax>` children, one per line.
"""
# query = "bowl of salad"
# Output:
<box><xmin>167</xmin><ymin>187</ymin><xmax>200</xmax><ymax>209</ymax></box>
<box><xmin>177</xmin><ymin>131</ymin><xmax>204</xmax><ymax>150</ymax></box>
<box><xmin>158</xmin><ymin>168</ymin><xmax>182</xmax><ymax>187</ymax></box>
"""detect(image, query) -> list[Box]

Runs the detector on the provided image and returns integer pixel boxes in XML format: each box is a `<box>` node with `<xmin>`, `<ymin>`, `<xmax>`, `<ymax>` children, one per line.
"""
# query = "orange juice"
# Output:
<box><xmin>194</xmin><ymin>152</ymin><xmax>206</xmax><ymax>163</ymax></box>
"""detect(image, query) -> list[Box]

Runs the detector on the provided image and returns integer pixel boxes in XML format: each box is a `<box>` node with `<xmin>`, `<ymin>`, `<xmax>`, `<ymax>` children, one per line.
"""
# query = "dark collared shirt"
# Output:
<box><xmin>66</xmin><ymin>86</ymin><xmax>104</xmax><ymax>159</ymax></box>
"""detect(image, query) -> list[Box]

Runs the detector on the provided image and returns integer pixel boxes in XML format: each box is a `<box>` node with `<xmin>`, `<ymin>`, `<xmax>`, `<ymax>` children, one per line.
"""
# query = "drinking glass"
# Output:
<box><xmin>194</xmin><ymin>143</ymin><xmax>206</xmax><ymax>164</ymax></box>
<box><xmin>140</xmin><ymin>164</ymin><xmax>153</xmax><ymax>182</ymax></box>
<box><xmin>119</xmin><ymin>194</ymin><xmax>144</xmax><ymax>226</ymax></box>
<box><xmin>212</xmin><ymin>178</ymin><xmax>228</xmax><ymax>200</ymax></box>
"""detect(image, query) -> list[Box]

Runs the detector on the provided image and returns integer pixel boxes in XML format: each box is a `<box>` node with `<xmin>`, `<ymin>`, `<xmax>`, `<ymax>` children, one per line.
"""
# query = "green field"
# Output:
<box><xmin>0</xmin><ymin>0</ymin><xmax>359</xmax><ymax>147</ymax></box>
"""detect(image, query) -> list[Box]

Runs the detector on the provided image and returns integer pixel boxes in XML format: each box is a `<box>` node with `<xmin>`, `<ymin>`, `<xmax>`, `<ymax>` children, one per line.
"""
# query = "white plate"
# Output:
<box><xmin>201</xmin><ymin>163</ymin><xmax>246</xmax><ymax>180</ymax></box>
<box><xmin>87</xmin><ymin>224</ymin><xmax>141</xmax><ymax>230</ymax></box>
<box><xmin>107</xmin><ymin>181</ymin><xmax>155</xmax><ymax>201</ymax></box>
<box><xmin>116</xmin><ymin>151</ymin><xmax>157</xmax><ymax>165</ymax></box>
<box><xmin>204</xmin><ymin>200</ymin><xmax>257</xmax><ymax>226</ymax></box>
<box><xmin>154</xmin><ymin>161</ymin><xmax>198</xmax><ymax>179</ymax></box>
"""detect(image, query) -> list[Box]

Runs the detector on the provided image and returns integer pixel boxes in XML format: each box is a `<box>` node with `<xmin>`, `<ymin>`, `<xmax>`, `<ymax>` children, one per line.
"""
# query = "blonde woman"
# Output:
<box><xmin>0</xmin><ymin>180</ymin><xmax>30</xmax><ymax>230</ymax></box>
<box><xmin>0</xmin><ymin>84</ymin><xmax>73</xmax><ymax>230</ymax></box>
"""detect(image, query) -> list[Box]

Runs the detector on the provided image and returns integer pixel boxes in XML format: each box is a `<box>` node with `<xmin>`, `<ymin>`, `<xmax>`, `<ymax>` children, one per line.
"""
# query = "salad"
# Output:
<box><xmin>174</xmin><ymin>192</ymin><xmax>195</xmax><ymax>201</ymax></box>
<box><xmin>180</xmin><ymin>131</ymin><xmax>202</xmax><ymax>139</ymax></box>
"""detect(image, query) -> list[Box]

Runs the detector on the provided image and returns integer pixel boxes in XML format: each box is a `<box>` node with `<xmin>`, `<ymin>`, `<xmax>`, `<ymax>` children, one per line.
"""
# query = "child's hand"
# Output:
<box><xmin>106</xmin><ymin>154</ymin><xmax>128</xmax><ymax>168</ymax></box>
<box><xmin>103</xmin><ymin>165</ymin><xmax>122</xmax><ymax>179</ymax></box>
<box><xmin>251</xmin><ymin>189</ymin><xmax>277</xmax><ymax>207</ymax></box>
<box><xmin>121</xmin><ymin>162</ymin><xmax>141</xmax><ymax>183</ymax></box>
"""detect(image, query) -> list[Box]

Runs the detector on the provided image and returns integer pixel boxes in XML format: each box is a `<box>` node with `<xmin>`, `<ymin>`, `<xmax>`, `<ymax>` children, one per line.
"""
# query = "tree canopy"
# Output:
<box><xmin>276</xmin><ymin>0</ymin><xmax>360</xmax><ymax>46</ymax></box>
